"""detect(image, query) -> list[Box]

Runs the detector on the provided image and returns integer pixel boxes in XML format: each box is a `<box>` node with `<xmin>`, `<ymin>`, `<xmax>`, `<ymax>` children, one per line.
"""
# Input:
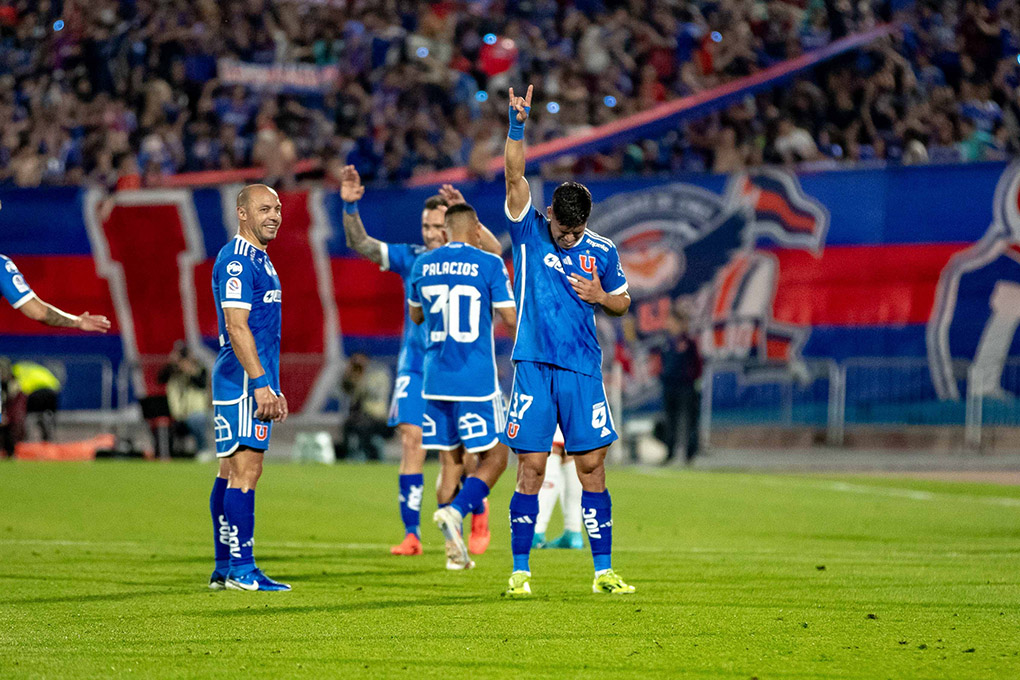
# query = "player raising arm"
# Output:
<box><xmin>407</xmin><ymin>203</ymin><xmax>517</xmax><ymax>569</ymax></box>
<box><xmin>207</xmin><ymin>184</ymin><xmax>289</xmax><ymax>592</ymax></box>
<box><xmin>340</xmin><ymin>165</ymin><xmax>502</xmax><ymax>557</ymax></box>
<box><xmin>501</xmin><ymin>85</ymin><xmax>634</xmax><ymax>596</ymax></box>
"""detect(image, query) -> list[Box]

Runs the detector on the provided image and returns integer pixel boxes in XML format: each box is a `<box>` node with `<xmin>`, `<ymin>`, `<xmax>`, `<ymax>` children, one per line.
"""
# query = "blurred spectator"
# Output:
<box><xmin>12</xmin><ymin>360</ymin><xmax>61</xmax><ymax>442</ymax></box>
<box><xmin>156</xmin><ymin>341</ymin><xmax>212</xmax><ymax>456</ymax></box>
<box><xmin>339</xmin><ymin>352</ymin><xmax>391</xmax><ymax>461</ymax></box>
<box><xmin>2</xmin><ymin>0</ymin><xmax>1019</xmax><ymax>188</ymax></box>
<box><xmin>655</xmin><ymin>309</ymin><xmax>703</xmax><ymax>465</ymax></box>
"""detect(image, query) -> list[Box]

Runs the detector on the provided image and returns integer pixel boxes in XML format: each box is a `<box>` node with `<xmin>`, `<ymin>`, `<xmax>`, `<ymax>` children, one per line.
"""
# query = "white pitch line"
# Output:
<box><xmin>757</xmin><ymin>476</ymin><xmax>1020</xmax><ymax>507</ymax></box>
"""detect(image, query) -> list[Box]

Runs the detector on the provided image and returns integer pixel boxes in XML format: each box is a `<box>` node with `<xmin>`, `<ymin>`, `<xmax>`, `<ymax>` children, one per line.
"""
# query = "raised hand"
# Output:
<box><xmin>509</xmin><ymin>85</ymin><xmax>533</xmax><ymax>123</ymax></box>
<box><xmin>76</xmin><ymin>312</ymin><xmax>112</xmax><ymax>333</ymax></box>
<box><xmin>340</xmin><ymin>165</ymin><xmax>365</xmax><ymax>203</ymax></box>
<box><xmin>439</xmin><ymin>184</ymin><xmax>466</xmax><ymax>206</ymax></box>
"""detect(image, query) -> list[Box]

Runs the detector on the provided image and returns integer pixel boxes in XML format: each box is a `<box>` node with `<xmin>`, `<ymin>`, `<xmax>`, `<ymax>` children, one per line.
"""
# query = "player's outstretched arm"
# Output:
<box><xmin>340</xmin><ymin>165</ymin><xmax>385</xmax><ymax>266</ymax></box>
<box><xmin>19</xmin><ymin>297</ymin><xmax>112</xmax><ymax>332</ymax></box>
<box><xmin>223</xmin><ymin>307</ymin><xmax>285</xmax><ymax>422</ymax></box>
<box><xmin>569</xmin><ymin>270</ymin><xmax>631</xmax><ymax>317</ymax></box>
<box><xmin>505</xmin><ymin>85</ymin><xmax>533</xmax><ymax>220</ymax></box>
<box><xmin>440</xmin><ymin>184</ymin><xmax>502</xmax><ymax>255</ymax></box>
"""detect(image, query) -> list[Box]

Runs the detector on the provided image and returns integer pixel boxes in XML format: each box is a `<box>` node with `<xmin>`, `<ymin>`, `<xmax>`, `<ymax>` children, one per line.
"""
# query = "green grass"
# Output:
<box><xmin>2</xmin><ymin>462</ymin><xmax>1020</xmax><ymax>679</ymax></box>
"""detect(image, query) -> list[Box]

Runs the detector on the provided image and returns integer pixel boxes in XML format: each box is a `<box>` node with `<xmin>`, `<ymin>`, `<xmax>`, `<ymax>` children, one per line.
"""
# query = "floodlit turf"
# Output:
<box><xmin>2</xmin><ymin>462</ymin><xmax>1020</xmax><ymax>679</ymax></box>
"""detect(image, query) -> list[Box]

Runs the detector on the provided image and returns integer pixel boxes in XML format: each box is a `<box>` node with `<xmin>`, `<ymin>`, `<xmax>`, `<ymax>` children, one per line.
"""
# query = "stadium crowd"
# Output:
<box><xmin>0</xmin><ymin>0</ymin><xmax>1018</xmax><ymax>188</ymax></box>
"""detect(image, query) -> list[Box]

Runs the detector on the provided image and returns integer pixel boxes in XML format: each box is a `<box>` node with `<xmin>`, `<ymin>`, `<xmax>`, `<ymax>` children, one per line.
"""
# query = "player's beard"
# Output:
<box><xmin>256</xmin><ymin>221</ymin><xmax>280</xmax><ymax>244</ymax></box>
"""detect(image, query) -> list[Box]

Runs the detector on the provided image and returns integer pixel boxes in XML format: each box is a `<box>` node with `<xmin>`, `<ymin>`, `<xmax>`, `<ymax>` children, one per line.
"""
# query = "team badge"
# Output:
<box><xmin>254</xmin><ymin>424</ymin><xmax>269</xmax><ymax>441</ymax></box>
<box><xmin>507</xmin><ymin>423</ymin><xmax>519</xmax><ymax>438</ymax></box>
<box><xmin>587</xmin><ymin>169</ymin><xmax>829</xmax><ymax>409</ymax></box>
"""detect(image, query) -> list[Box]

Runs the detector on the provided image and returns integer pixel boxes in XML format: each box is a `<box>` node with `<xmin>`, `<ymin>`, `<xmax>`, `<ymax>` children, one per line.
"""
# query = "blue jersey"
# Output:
<box><xmin>506</xmin><ymin>197</ymin><xmax>628</xmax><ymax>378</ymax></box>
<box><xmin>408</xmin><ymin>242</ymin><xmax>515</xmax><ymax>400</ymax></box>
<box><xmin>0</xmin><ymin>254</ymin><xmax>36</xmax><ymax>310</ymax></box>
<box><xmin>211</xmin><ymin>236</ymin><xmax>282</xmax><ymax>401</ymax></box>
<box><xmin>383</xmin><ymin>243</ymin><xmax>428</xmax><ymax>375</ymax></box>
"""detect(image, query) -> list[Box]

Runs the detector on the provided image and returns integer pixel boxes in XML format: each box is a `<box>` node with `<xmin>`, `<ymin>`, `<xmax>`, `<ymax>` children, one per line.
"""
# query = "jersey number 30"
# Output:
<box><xmin>421</xmin><ymin>284</ymin><xmax>481</xmax><ymax>343</ymax></box>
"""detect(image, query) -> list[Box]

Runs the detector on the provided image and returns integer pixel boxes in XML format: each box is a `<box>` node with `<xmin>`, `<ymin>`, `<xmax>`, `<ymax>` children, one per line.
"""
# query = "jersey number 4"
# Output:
<box><xmin>421</xmin><ymin>284</ymin><xmax>481</xmax><ymax>343</ymax></box>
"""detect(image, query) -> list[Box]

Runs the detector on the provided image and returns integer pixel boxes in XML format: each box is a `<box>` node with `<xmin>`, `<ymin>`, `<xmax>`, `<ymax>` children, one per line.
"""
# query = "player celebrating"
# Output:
<box><xmin>340</xmin><ymin>165</ymin><xmax>501</xmax><ymax>556</ymax></box>
<box><xmin>501</xmin><ymin>85</ymin><xmax>635</xmax><ymax>596</ymax></box>
<box><xmin>208</xmin><ymin>184</ymin><xmax>290</xmax><ymax>592</ymax></box>
<box><xmin>407</xmin><ymin>203</ymin><xmax>517</xmax><ymax>569</ymax></box>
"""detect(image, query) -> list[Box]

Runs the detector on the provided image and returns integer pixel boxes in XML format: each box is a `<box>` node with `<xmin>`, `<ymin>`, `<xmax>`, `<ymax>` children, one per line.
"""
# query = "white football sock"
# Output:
<box><xmin>561</xmin><ymin>457</ymin><xmax>583</xmax><ymax>533</ymax></box>
<box><xmin>535</xmin><ymin>454</ymin><xmax>562</xmax><ymax>534</ymax></box>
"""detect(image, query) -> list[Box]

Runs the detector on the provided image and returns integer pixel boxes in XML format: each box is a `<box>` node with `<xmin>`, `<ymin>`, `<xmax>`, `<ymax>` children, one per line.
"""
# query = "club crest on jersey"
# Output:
<box><xmin>254</xmin><ymin>424</ymin><xmax>269</xmax><ymax>441</ymax></box>
<box><xmin>928</xmin><ymin>162</ymin><xmax>1020</xmax><ymax>400</ymax></box>
<box><xmin>506</xmin><ymin>422</ymin><xmax>519</xmax><ymax>438</ymax></box>
<box><xmin>226</xmin><ymin>260</ymin><xmax>244</xmax><ymax>276</ymax></box>
<box><xmin>579</xmin><ymin>255</ymin><xmax>596</xmax><ymax>274</ymax></box>
<box><xmin>586</xmin><ymin>169</ymin><xmax>829</xmax><ymax>399</ymax></box>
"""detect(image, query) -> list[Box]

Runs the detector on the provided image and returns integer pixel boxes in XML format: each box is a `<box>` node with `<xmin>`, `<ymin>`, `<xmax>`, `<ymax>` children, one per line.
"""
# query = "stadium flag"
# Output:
<box><xmin>407</xmin><ymin>24</ymin><xmax>899</xmax><ymax>188</ymax></box>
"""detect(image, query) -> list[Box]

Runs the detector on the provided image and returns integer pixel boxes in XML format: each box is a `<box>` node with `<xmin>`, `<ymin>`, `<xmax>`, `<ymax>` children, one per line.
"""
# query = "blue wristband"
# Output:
<box><xmin>250</xmin><ymin>374</ymin><xmax>270</xmax><ymax>390</ymax></box>
<box><xmin>343</xmin><ymin>201</ymin><xmax>359</xmax><ymax>215</ymax></box>
<box><xmin>508</xmin><ymin>105</ymin><xmax>530</xmax><ymax>141</ymax></box>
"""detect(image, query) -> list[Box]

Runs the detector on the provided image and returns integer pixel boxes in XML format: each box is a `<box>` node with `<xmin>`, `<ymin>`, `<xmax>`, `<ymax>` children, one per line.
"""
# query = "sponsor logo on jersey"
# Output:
<box><xmin>254</xmin><ymin>423</ymin><xmax>269</xmax><ymax>441</ymax></box>
<box><xmin>225</xmin><ymin>277</ymin><xmax>242</xmax><ymax>299</ymax></box>
<box><xmin>929</xmin><ymin>162</ymin><xmax>1020</xmax><ymax>400</ymax></box>
<box><xmin>543</xmin><ymin>253</ymin><xmax>564</xmax><ymax>274</ymax></box>
<box><xmin>263</xmin><ymin>289</ymin><xmax>282</xmax><ymax>303</ymax></box>
<box><xmin>4</xmin><ymin>260</ymin><xmax>17</xmax><ymax>273</ymax></box>
<box><xmin>11</xmin><ymin>274</ymin><xmax>29</xmax><ymax>294</ymax></box>
<box><xmin>226</xmin><ymin>260</ymin><xmax>244</xmax><ymax>276</ymax></box>
<box><xmin>587</xmin><ymin>169</ymin><xmax>829</xmax><ymax>395</ymax></box>
<box><xmin>264</xmin><ymin>259</ymin><xmax>278</xmax><ymax>277</ymax></box>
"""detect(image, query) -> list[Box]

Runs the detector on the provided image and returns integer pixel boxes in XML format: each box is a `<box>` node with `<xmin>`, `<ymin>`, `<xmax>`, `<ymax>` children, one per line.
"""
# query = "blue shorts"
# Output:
<box><xmin>500</xmin><ymin>361</ymin><xmax>618</xmax><ymax>454</ymax></box>
<box><xmin>388</xmin><ymin>372</ymin><xmax>424</xmax><ymax>428</ymax></box>
<box><xmin>423</xmin><ymin>395</ymin><xmax>505</xmax><ymax>453</ymax></box>
<box><xmin>214</xmin><ymin>395</ymin><xmax>274</xmax><ymax>457</ymax></box>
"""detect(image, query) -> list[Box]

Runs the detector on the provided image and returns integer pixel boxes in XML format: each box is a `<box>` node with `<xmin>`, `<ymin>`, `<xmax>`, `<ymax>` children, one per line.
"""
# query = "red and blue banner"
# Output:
<box><xmin>1</xmin><ymin>162</ymin><xmax>1017</xmax><ymax>411</ymax></box>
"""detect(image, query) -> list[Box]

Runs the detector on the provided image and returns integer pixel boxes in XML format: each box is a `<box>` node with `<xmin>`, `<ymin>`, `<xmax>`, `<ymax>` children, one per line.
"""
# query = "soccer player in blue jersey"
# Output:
<box><xmin>407</xmin><ymin>203</ymin><xmax>517</xmax><ymax>569</ymax></box>
<box><xmin>340</xmin><ymin>165</ymin><xmax>503</xmax><ymax>557</ymax></box>
<box><xmin>208</xmin><ymin>184</ymin><xmax>290</xmax><ymax>592</ymax></box>
<box><xmin>500</xmin><ymin>85</ymin><xmax>636</xmax><ymax>596</ymax></box>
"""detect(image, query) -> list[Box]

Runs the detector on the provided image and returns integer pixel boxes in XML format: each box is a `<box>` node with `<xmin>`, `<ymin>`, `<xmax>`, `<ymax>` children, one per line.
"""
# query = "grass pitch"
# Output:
<box><xmin>1</xmin><ymin>461</ymin><xmax>1019</xmax><ymax>679</ymax></box>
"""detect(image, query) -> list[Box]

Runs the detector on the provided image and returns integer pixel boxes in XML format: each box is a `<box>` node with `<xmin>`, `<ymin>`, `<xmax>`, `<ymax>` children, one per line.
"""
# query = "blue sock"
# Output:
<box><xmin>582</xmin><ymin>489</ymin><xmax>613</xmax><ymax>573</ymax></box>
<box><xmin>210</xmin><ymin>477</ymin><xmax>229</xmax><ymax>571</ymax></box>
<box><xmin>224</xmin><ymin>488</ymin><xmax>255</xmax><ymax>574</ymax></box>
<box><xmin>398</xmin><ymin>473</ymin><xmax>424</xmax><ymax>537</ymax></box>
<box><xmin>509</xmin><ymin>492</ymin><xmax>539</xmax><ymax>572</ymax></box>
<box><xmin>451</xmin><ymin>477</ymin><xmax>489</xmax><ymax>517</ymax></box>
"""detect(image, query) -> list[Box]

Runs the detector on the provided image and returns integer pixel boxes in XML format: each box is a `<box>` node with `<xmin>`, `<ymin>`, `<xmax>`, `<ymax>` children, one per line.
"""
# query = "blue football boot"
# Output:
<box><xmin>225</xmin><ymin>566</ymin><xmax>291</xmax><ymax>591</ymax></box>
<box><xmin>549</xmin><ymin>530</ymin><xmax>584</xmax><ymax>549</ymax></box>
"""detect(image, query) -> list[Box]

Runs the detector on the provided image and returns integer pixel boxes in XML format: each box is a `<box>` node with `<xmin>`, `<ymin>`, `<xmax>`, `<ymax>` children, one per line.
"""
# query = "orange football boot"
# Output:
<box><xmin>390</xmin><ymin>533</ymin><xmax>423</xmax><ymax>556</ymax></box>
<box><xmin>468</xmin><ymin>498</ymin><xmax>491</xmax><ymax>555</ymax></box>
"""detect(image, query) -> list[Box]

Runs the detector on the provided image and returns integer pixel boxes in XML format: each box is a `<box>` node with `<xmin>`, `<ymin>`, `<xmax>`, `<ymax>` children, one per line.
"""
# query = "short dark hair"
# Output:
<box><xmin>444</xmin><ymin>203</ymin><xmax>476</xmax><ymax>224</ymax></box>
<box><xmin>551</xmin><ymin>181</ymin><xmax>592</xmax><ymax>228</ymax></box>
<box><xmin>423</xmin><ymin>195</ymin><xmax>448</xmax><ymax>211</ymax></box>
